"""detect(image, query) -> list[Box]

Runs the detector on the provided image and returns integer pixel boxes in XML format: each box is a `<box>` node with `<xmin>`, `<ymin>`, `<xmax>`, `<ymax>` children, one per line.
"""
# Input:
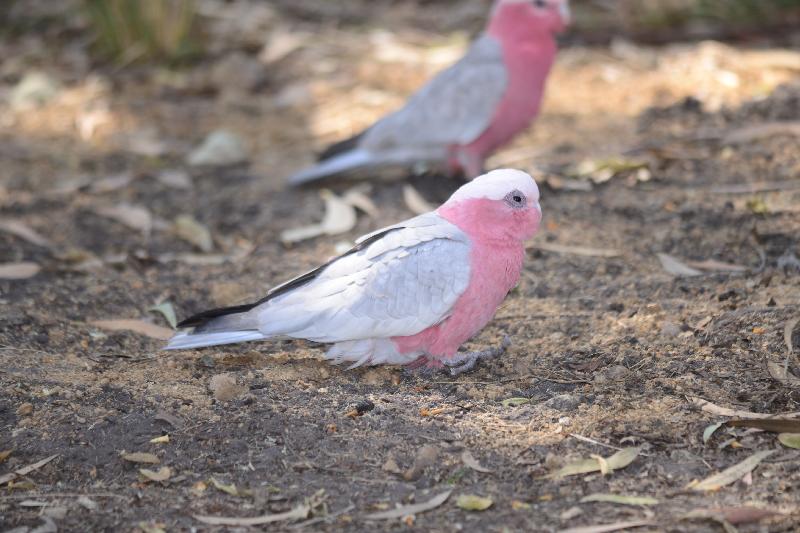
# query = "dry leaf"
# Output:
<box><xmin>545</xmin><ymin>447</ymin><xmax>640</xmax><ymax>479</ymax></box>
<box><xmin>280</xmin><ymin>190</ymin><xmax>357</xmax><ymax>244</ymax></box>
<box><xmin>727</xmin><ymin>418</ymin><xmax>800</xmax><ymax>433</ymax></box>
<box><xmin>0</xmin><ymin>454</ymin><xmax>58</xmax><ymax>485</ymax></box>
<box><xmin>149</xmin><ymin>302</ymin><xmax>177</xmax><ymax>329</ymax></box>
<box><xmin>150</xmin><ymin>435</ymin><xmax>170</xmax><ymax>444</ymax></box>
<box><xmin>688</xmin><ymin>396</ymin><xmax>800</xmax><ymax>419</ymax></box>
<box><xmin>559</xmin><ymin>520</ymin><xmax>656</xmax><ymax>533</ymax></box>
<box><xmin>461</xmin><ymin>450</ymin><xmax>492</xmax><ymax>473</ymax></box>
<box><xmin>723</xmin><ymin>121</ymin><xmax>800</xmax><ymax>144</ymax></box>
<box><xmin>364</xmin><ymin>490</ymin><xmax>452</xmax><ymax>520</ymax></box>
<box><xmin>686</xmin><ymin>259</ymin><xmax>747</xmax><ymax>273</ymax></box>
<box><xmin>403</xmin><ymin>444</ymin><xmax>439</xmax><ymax>481</ymax></box>
<box><xmin>768</xmin><ymin>361</ymin><xmax>800</xmax><ymax>387</ymax></box>
<box><xmin>96</xmin><ymin>204</ymin><xmax>152</xmax><ymax>234</ymax></box>
<box><xmin>174</xmin><ymin>215</ymin><xmax>213</xmax><ymax>253</ymax></box>
<box><xmin>456</xmin><ymin>494</ymin><xmax>493</xmax><ymax>511</ymax></box>
<box><xmin>92</xmin><ymin>320</ymin><xmax>174</xmax><ymax>341</ymax></box>
<box><xmin>210</xmin><ymin>477</ymin><xmax>239</xmax><ymax>496</ymax></box>
<box><xmin>90</xmin><ymin>173</ymin><xmax>133</xmax><ymax>193</ymax></box>
<box><xmin>502</xmin><ymin>397</ymin><xmax>530</xmax><ymax>407</ymax></box>
<box><xmin>0</xmin><ymin>450</ymin><xmax>12</xmax><ymax>463</ymax></box>
<box><xmin>529</xmin><ymin>243</ymin><xmax>621</xmax><ymax>258</ymax></box>
<box><xmin>711</xmin><ymin>180</ymin><xmax>800</xmax><ymax>195</ymax></box>
<box><xmin>690</xmin><ymin>450</ymin><xmax>775</xmax><ymax>491</ymax></box>
<box><xmin>580</xmin><ymin>494</ymin><xmax>659</xmax><ymax>506</ymax></box>
<box><xmin>342</xmin><ymin>186</ymin><xmax>378</xmax><ymax>217</ymax></box>
<box><xmin>685</xmin><ymin>506</ymin><xmax>781</xmax><ymax>526</ymax></box>
<box><xmin>0</xmin><ymin>219</ymin><xmax>51</xmax><ymax>247</ymax></box>
<box><xmin>121</xmin><ymin>452</ymin><xmax>160</xmax><ymax>464</ymax></box>
<box><xmin>157</xmin><ymin>169</ymin><xmax>192</xmax><ymax>189</ymax></box>
<box><xmin>403</xmin><ymin>185</ymin><xmax>434</xmax><ymax>215</ymax></box>
<box><xmin>195</xmin><ymin>505</ymin><xmax>310</xmax><ymax>526</ymax></box>
<box><xmin>140</xmin><ymin>467</ymin><xmax>172</xmax><ymax>482</ymax></box>
<box><xmin>657</xmin><ymin>253</ymin><xmax>702</xmax><ymax>277</ymax></box>
<box><xmin>786</xmin><ymin>318</ymin><xmax>798</xmax><ymax>355</ymax></box>
<box><xmin>703</xmin><ymin>422</ymin><xmax>724</xmax><ymax>443</ymax></box>
<box><xmin>0</xmin><ymin>262</ymin><xmax>40</xmax><ymax>280</ymax></box>
<box><xmin>778</xmin><ymin>433</ymin><xmax>800</xmax><ymax>449</ymax></box>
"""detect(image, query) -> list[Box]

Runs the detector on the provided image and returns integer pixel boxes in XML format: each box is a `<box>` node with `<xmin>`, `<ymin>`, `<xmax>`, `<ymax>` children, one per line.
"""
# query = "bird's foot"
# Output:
<box><xmin>443</xmin><ymin>336</ymin><xmax>511</xmax><ymax>377</ymax></box>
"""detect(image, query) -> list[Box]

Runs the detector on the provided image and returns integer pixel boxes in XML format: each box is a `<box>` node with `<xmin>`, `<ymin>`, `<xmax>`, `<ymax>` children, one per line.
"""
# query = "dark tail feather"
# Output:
<box><xmin>317</xmin><ymin>129</ymin><xmax>367</xmax><ymax>161</ymax></box>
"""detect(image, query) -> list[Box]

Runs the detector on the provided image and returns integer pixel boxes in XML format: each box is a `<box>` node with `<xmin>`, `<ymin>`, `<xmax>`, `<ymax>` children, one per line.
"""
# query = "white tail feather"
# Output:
<box><xmin>287</xmin><ymin>149</ymin><xmax>374</xmax><ymax>185</ymax></box>
<box><xmin>164</xmin><ymin>330</ymin><xmax>266</xmax><ymax>350</ymax></box>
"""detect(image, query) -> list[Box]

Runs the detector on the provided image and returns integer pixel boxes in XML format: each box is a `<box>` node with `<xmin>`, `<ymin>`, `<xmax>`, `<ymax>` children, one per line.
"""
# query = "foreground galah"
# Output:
<box><xmin>287</xmin><ymin>0</ymin><xmax>570</xmax><ymax>186</ymax></box>
<box><xmin>167</xmin><ymin>169</ymin><xmax>542</xmax><ymax>375</ymax></box>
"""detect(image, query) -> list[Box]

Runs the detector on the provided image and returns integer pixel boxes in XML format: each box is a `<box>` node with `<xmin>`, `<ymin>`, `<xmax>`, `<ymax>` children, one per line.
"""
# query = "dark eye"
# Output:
<box><xmin>533</xmin><ymin>0</ymin><xmax>547</xmax><ymax>7</ymax></box>
<box><xmin>505</xmin><ymin>190</ymin><xmax>526</xmax><ymax>208</ymax></box>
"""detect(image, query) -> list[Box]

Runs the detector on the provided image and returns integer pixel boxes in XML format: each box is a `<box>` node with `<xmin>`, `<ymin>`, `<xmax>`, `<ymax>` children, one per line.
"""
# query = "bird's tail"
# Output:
<box><xmin>163</xmin><ymin>307</ymin><xmax>264</xmax><ymax>350</ymax></box>
<box><xmin>287</xmin><ymin>149</ymin><xmax>374</xmax><ymax>186</ymax></box>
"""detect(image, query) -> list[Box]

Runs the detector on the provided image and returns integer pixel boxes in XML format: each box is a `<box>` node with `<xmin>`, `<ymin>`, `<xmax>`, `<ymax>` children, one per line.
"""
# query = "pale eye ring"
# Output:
<box><xmin>505</xmin><ymin>190</ymin><xmax>527</xmax><ymax>209</ymax></box>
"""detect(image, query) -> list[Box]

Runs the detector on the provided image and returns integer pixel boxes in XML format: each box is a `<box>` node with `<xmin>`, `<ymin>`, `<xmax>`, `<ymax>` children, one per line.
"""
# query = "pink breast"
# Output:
<box><xmin>392</xmin><ymin>201</ymin><xmax>527</xmax><ymax>360</ymax></box>
<box><xmin>458</xmin><ymin>38</ymin><xmax>557</xmax><ymax>169</ymax></box>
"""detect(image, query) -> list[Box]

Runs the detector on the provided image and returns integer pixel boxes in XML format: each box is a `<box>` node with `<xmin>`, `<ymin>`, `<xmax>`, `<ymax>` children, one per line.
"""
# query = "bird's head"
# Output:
<box><xmin>438</xmin><ymin>169</ymin><xmax>542</xmax><ymax>243</ymax></box>
<box><xmin>489</xmin><ymin>0</ymin><xmax>570</xmax><ymax>38</ymax></box>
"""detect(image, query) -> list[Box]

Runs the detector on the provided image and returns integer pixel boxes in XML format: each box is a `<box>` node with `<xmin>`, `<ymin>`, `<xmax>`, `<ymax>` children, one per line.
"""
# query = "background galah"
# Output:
<box><xmin>167</xmin><ymin>169</ymin><xmax>542</xmax><ymax>375</ymax></box>
<box><xmin>287</xmin><ymin>0</ymin><xmax>570</xmax><ymax>185</ymax></box>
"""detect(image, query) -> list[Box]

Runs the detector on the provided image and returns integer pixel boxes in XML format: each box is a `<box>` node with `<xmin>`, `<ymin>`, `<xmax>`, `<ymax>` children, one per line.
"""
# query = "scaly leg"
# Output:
<box><xmin>443</xmin><ymin>336</ymin><xmax>511</xmax><ymax>377</ymax></box>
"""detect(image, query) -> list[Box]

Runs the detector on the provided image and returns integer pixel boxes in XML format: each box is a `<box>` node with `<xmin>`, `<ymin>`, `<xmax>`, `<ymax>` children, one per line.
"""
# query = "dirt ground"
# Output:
<box><xmin>1</xmin><ymin>2</ymin><xmax>800</xmax><ymax>532</ymax></box>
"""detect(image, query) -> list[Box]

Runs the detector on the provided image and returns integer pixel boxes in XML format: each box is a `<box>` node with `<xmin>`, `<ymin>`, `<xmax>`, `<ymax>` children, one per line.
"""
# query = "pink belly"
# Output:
<box><xmin>392</xmin><ymin>242</ymin><xmax>523</xmax><ymax>360</ymax></box>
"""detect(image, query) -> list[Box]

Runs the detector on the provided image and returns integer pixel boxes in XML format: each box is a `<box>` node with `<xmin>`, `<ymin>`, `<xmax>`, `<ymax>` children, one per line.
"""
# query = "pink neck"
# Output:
<box><xmin>487</xmin><ymin>5</ymin><xmax>555</xmax><ymax>45</ymax></box>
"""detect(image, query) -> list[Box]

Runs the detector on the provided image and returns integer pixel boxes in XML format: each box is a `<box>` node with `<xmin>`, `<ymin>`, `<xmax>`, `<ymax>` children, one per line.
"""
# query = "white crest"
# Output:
<box><xmin>445</xmin><ymin>168</ymin><xmax>540</xmax><ymax>205</ymax></box>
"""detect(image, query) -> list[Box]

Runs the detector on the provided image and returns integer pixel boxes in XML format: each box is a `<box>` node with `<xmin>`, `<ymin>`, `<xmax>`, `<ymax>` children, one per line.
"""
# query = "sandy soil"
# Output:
<box><xmin>1</xmin><ymin>2</ymin><xmax>800</xmax><ymax>531</ymax></box>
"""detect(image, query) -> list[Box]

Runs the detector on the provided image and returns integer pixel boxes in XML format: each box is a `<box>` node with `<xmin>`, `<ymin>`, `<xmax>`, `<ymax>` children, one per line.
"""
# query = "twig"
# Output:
<box><xmin>0</xmin><ymin>492</ymin><xmax>126</xmax><ymax>501</ymax></box>
<box><xmin>0</xmin><ymin>455</ymin><xmax>59</xmax><ymax>485</ymax></box>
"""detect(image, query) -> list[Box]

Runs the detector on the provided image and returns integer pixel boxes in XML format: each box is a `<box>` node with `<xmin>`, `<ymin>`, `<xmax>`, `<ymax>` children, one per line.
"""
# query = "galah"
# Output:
<box><xmin>287</xmin><ymin>0</ymin><xmax>570</xmax><ymax>186</ymax></box>
<box><xmin>166</xmin><ymin>169</ymin><xmax>542</xmax><ymax>375</ymax></box>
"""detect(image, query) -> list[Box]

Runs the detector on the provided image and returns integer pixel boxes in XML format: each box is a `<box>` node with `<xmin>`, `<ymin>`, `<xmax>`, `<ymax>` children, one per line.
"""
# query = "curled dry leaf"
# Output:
<box><xmin>280</xmin><ymin>190</ymin><xmax>357</xmax><ymax>244</ymax></box>
<box><xmin>688</xmin><ymin>396</ymin><xmax>800</xmax><ymax>419</ymax></box>
<box><xmin>766</xmin><ymin>361</ymin><xmax>800</xmax><ymax>387</ymax></box>
<box><xmin>91</xmin><ymin>319</ymin><xmax>174</xmax><ymax>341</ymax></box>
<box><xmin>157</xmin><ymin>170</ymin><xmax>192</xmax><ymax>190</ymax></box>
<box><xmin>90</xmin><ymin>173</ymin><xmax>133</xmax><ymax>193</ymax></box>
<box><xmin>690</xmin><ymin>450</ymin><xmax>775</xmax><ymax>491</ymax></box>
<box><xmin>364</xmin><ymin>490</ymin><xmax>452</xmax><ymax>520</ymax></box>
<box><xmin>703</xmin><ymin>422</ymin><xmax>724</xmax><ymax>443</ymax></box>
<box><xmin>140</xmin><ymin>467</ymin><xmax>172</xmax><ymax>482</ymax></box>
<box><xmin>0</xmin><ymin>262</ymin><xmax>41</xmax><ymax>280</ymax></box>
<box><xmin>195</xmin><ymin>505</ymin><xmax>310</xmax><ymax>526</ymax></box>
<box><xmin>121</xmin><ymin>452</ymin><xmax>160</xmax><ymax>464</ymax></box>
<box><xmin>559</xmin><ymin>519</ymin><xmax>656</xmax><ymax>533</ymax></box>
<box><xmin>210</xmin><ymin>477</ymin><xmax>239</xmax><ymax>497</ymax></box>
<box><xmin>580</xmin><ymin>494</ymin><xmax>659</xmax><ymax>506</ymax></box>
<box><xmin>148</xmin><ymin>302</ymin><xmax>177</xmax><ymax>329</ymax></box>
<box><xmin>685</xmin><ymin>506</ymin><xmax>781</xmax><ymax>526</ymax></box>
<box><xmin>502</xmin><ymin>397</ymin><xmax>530</xmax><ymax>407</ymax></box>
<box><xmin>150</xmin><ymin>435</ymin><xmax>170</xmax><ymax>444</ymax></box>
<box><xmin>0</xmin><ymin>454</ymin><xmax>58</xmax><ymax>486</ymax></box>
<box><xmin>403</xmin><ymin>185</ymin><xmax>434</xmax><ymax>215</ymax></box>
<box><xmin>342</xmin><ymin>185</ymin><xmax>378</xmax><ymax>217</ymax></box>
<box><xmin>461</xmin><ymin>450</ymin><xmax>492</xmax><ymax>473</ymax></box>
<box><xmin>456</xmin><ymin>494</ymin><xmax>493</xmax><ymax>511</ymax></box>
<box><xmin>778</xmin><ymin>433</ymin><xmax>800</xmax><ymax>449</ymax></box>
<box><xmin>530</xmin><ymin>242</ymin><xmax>621</xmax><ymax>258</ymax></box>
<box><xmin>544</xmin><ymin>447</ymin><xmax>641</xmax><ymax>479</ymax></box>
<box><xmin>657</xmin><ymin>253</ymin><xmax>702</xmax><ymax>277</ymax></box>
<box><xmin>174</xmin><ymin>215</ymin><xmax>214</xmax><ymax>253</ymax></box>
<box><xmin>686</xmin><ymin>259</ymin><xmax>747</xmax><ymax>273</ymax></box>
<box><xmin>723</xmin><ymin>121</ymin><xmax>800</xmax><ymax>144</ymax></box>
<box><xmin>0</xmin><ymin>219</ymin><xmax>51</xmax><ymax>247</ymax></box>
<box><xmin>96</xmin><ymin>204</ymin><xmax>152</xmax><ymax>234</ymax></box>
<box><xmin>0</xmin><ymin>450</ymin><xmax>12</xmax><ymax>463</ymax></box>
<box><xmin>727</xmin><ymin>418</ymin><xmax>800</xmax><ymax>433</ymax></box>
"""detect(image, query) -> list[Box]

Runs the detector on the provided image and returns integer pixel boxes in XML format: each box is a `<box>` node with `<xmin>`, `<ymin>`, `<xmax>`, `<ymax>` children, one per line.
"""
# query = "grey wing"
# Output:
<box><xmin>255</xmin><ymin>214</ymin><xmax>472</xmax><ymax>343</ymax></box>
<box><xmin>362</xmin><ymin>34</ymin><xmax>508</xmax><ymax>151</ymax></box>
